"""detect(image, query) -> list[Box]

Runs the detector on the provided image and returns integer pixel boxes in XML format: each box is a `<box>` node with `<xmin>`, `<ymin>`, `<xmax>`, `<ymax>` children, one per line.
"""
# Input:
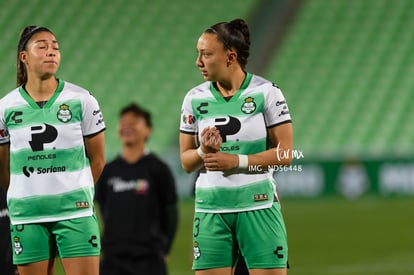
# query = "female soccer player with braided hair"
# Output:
<box><xmin>180</xmin><ymin>19</ymin><xmax>292</xmax><ymax>275</ymax></box>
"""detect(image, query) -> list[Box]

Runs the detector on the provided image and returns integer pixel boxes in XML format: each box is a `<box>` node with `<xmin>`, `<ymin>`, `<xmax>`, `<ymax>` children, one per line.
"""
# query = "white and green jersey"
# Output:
<box><xmin>180</xmin><ymin>73</ymin><xmax>291</xmax><ymax>213</ymax></box>
<box><xmin>0</xmin><ymin>79</ymin><xmax>105</xmax><ymax>225</ymax></box>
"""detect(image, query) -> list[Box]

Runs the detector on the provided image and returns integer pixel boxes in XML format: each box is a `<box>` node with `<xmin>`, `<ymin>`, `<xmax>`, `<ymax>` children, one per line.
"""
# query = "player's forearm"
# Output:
<box><xmin>84</xmin><ymin>132</ymin><xmax>105</xmax><ymax>183</ymax></box>
<box><xmin>0</xmin><ymin>145</ymin><xmax>10</xmax><ymax>190</ymax></box>
<box><xmin>180</xmin><ymin>149</ymin><xmax>204</xmax><ymax>173</ymax></box>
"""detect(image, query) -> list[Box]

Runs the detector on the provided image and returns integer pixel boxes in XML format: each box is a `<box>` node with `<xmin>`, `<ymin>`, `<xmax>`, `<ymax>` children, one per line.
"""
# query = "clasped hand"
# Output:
<box><xmin>199</xmin><ymin>127</ymin><xmax>238</xmax><ymax>171</ymax></box>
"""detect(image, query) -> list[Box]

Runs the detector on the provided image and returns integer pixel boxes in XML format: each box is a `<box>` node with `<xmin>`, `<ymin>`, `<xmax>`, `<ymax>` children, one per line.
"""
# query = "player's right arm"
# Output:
<box><xmin>179</xmin><ymin>132</ymin><xmax>204</xmax><ymax>173</ymax></box>
<box><xmin>0</xmin><ymin>143</ymin><xmax>10</xmax><ymax>190</ymax></box>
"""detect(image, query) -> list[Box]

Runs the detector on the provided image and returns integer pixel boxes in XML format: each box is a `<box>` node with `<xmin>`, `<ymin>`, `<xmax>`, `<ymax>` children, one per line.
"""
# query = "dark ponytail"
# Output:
<box><xmin>16</xmin><ymin>26</ymin><xmax>53</xmax><ymax>87</ymax></box>
<box><xmin>205</xmin><ymin>18</ymin><xmax>251</xmax><ymax>69</ymax></box>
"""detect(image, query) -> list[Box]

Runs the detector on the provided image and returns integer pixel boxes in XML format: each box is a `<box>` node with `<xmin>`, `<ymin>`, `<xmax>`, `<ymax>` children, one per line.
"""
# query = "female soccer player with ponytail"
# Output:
<box><xmin>180</xmin><ymin>19</ymin><xmax>292</xmax><ymax>275</ymax></box>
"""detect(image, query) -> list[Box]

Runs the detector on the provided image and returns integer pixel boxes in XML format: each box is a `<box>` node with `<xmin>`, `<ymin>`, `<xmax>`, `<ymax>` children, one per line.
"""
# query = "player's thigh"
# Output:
<box><xmin>237</xmin><ymin>203</ymin><xmax>288</xmax><ymax>269</ymax></box>
<box><xmin>195</xmin><ymin>267</ymin><xmax>232</xmax><ymax>275</ymax></box>
<box><xmin>61</xmin><ymin>256</ymin><xmax>99</xmax><ymax>275</ymax></box>
<box><xmin>17</xmin><ymin>259</ymin><xmax>55</xmax><ymax>275</ymax></box>
<box><xmin>192</xmin><ymin>212</ymin><xmax>238</xmax><ymax>270</ymax></box>
<box><xmin>249</xmin><ymin>268</ymin><xmax>287</xmax><ymax>275</ymax></box>
<box><xmin>53</xmin><ymin>214</ymin><xmax>101</xmax><ymax>259</ymax></box>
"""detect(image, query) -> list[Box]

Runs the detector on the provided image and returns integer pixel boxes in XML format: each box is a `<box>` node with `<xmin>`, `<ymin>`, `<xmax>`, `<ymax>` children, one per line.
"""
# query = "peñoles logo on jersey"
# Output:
<box><xmin>241</xmin><ymin>97</ymin><xmax>256</xmax><ymax>114</ymax></box>
<box><xmin>57</xmin><ymin>104</ymin><xmax>72</xmax><ymax>123</ymax></box>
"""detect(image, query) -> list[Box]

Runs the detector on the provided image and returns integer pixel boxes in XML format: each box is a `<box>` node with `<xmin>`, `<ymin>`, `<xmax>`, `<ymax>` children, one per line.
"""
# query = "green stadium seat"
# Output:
<box><xmin>265</xmin><ymin>0</ymin><xmax>414</xmax><ymax>158</ymax></box>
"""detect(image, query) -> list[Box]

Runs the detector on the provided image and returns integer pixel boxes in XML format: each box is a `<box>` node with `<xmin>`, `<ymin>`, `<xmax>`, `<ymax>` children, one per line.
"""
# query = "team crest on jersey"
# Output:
<box><xmin>241</xmin><ymin>97</ymin><xmax>256</xmax><ymax>114</ymax></box>
<box><xmin>193</xmin><ymin>241</ymin><xmax>201</xmax><ymax>260</ymax></box>
<box><xmin>14</xmin><ymin>237</ymin><xmax>23</xmax><ymax>255</ymax></box>
<box><xmin>57</xmin><ymin>104</ymin><xmax>72</xmax><ymax>123</ymax></box>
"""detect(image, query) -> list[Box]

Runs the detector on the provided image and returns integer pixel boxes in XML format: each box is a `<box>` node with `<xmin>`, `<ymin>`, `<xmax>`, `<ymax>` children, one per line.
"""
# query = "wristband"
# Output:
<box><xmin>238</xmin><ymin>154</ymin><xmax>248</xmax><ymax>169</ymax></box>
<box><xmin>197</xmin><ymin>147</ymin><xmax>205</xmax><ymax>158</ymax></box>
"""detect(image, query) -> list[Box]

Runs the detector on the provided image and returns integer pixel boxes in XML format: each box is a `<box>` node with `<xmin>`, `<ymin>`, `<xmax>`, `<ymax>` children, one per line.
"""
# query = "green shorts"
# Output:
<box><xmin>10</xmin><ymin>215</ymin><xmax>101</xmax><ymax>265</ymax></box>
<box><xmin>192</xmin><ymin>203</ymin><xmax>288</xmax><ymax>270</ymax></box>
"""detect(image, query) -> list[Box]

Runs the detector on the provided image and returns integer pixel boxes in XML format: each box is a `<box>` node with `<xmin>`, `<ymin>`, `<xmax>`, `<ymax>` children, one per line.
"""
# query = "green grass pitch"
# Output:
<box><xmin>54</xmin><ymin>197</ymin><xmax>414</xmax><ymax>275</ymax></box>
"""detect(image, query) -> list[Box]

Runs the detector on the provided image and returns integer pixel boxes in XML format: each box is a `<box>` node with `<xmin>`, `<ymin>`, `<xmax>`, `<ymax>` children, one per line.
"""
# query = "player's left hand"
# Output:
<box><xmin>203</xmin><ymin>152</ymin><xmax>238</xmax><ymax>171</ymax></box>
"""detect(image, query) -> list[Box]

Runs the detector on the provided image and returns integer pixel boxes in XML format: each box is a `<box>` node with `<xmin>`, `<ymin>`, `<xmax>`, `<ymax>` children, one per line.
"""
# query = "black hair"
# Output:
<box><xmin>16</xmin><ymin>26</ymin><xmax>54</xmax><ymax>87</ymax></box>
<box><xmin>205</xmin><ymin>18</ymin><xmax>251</xmax><ymax>69</ymax></box>
<box><xmin>119</xmin><ymin>103</ymin><xmax>152</xmax><ymax>128</ymax></box>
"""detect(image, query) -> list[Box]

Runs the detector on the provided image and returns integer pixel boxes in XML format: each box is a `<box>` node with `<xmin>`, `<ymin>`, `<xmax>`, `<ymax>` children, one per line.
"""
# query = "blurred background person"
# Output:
<box><xmin>95</xmin><ymin>103</ymin><xmax>179</xmax><ymax>275</ymax></box>
<box><xmin>0</xmin><ymin>188</ymin><xmax>18</xmax><ymax>275</ymax></box>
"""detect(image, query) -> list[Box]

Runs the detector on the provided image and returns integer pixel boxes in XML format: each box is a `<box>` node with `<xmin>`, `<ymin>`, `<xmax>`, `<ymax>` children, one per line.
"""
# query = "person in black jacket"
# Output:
<box><xmin>95</xmin><ymin>103</ymin><xmax>179</xmax><ymax>275</ymax></box>
<box><xmin>0</xmin><ymin>188</ymin><xmax>18</xmax><ymax>275</ymax></box>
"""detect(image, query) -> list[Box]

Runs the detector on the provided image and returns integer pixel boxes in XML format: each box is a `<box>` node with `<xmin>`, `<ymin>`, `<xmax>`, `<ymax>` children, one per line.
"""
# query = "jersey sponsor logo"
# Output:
<box><xmin>22</xmin><ymin>166</ymin><xmax>35</xmax><ymax>177</ymax></box>
<box><xmin>276</xmin><ymin>100</ymin><xmax>286</xmax><ymax>106</ymax></box>
<box><xmin>57</xmin><ymin>104</ymin><xmax>72</xmax><ymax>123</ymax></box>
<box><xmin>92</xmin><ymin>109</ymin><xmax>101</xmax><ymax>116</ymax></box>
<box><xmin>22</xmin><ymin>165</ymin><xmax>66</xmax><ymax>178</ymax></box>
<box><xmin>276</xmin><ymin>100</ymin><xmax>290</xmax><ymax>117</ymax></box>
<box><xmin>29</xmin><ymin>124</ymin><xmax>58</xmax><ymax>151</ymax></box>
<box><xmin>241</xmin><ymin>97</ymin><xmax>256</xmax><ymax>114</ymax></box>
<box><xmin>95</xmin><ymin>118</ymin><xmax>104</xmax><ymax>126</ymax></box>
<box><xmin>215</xmin><ymin>116</ymin><xmax>241</xmax><ymax>142</ymax></box>
<box><xmin>93</xmin><ymin>109</ymin><xmax>104</xmax><ymax>126</ymax></box>
<box><xmin>220</xmin><ymin>145</ymin><xmax>240</xmax><ymax>152</ymax></box>
<box><xmin>27</xmin><ymin>153</ymin><xmax>56</xmax><ymax>161</ymax></box>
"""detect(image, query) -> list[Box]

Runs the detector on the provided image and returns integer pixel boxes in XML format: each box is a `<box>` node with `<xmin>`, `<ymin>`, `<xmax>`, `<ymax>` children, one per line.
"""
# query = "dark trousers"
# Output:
<box><xmin>100</xmin><ymin>252</ymin><xmax>167</xmax><ymax>275</ymax></box>
<box><xmin>0</xmin><ymin>219</ymin><xmax>17</xmax><ymax>275</ymax></box>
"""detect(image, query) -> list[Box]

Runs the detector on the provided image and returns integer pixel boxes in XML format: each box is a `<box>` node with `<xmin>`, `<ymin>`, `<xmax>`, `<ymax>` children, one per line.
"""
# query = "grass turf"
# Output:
<box><xmin>54</xmin><ymin>196</ymin><xmax>414</xmax><ymax>275</ymax></box>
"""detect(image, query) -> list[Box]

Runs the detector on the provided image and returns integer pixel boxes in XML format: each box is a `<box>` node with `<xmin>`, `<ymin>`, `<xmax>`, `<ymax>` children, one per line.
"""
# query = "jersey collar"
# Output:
<box><xmin>19</xmin><ymin>79</ymin><xmax>64</xmax><ymax>109</ymax></box>
<box><xmin>209</xmin><ymin>72</ymin><xmax>252</xmax><ymax>103</ymax></box>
